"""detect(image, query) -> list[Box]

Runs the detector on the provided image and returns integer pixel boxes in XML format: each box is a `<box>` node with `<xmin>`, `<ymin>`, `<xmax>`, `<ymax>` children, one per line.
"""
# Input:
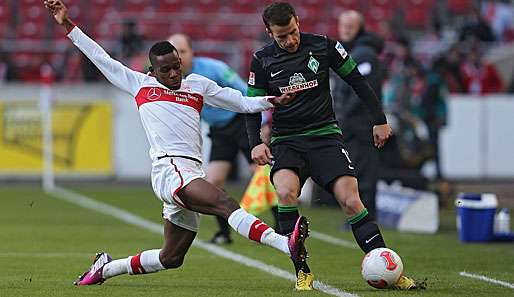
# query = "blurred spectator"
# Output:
<box><xmin>386</xmin><ymin>37</ymin><xmax>415</xmax><ymax>77</ymax></box>
<box><xmin>0</xmin><ymin>51</ymin><xmax>17</xmax><ymax>83</ymax></box>
<box><xmin>118</xmin><ymin>19</ymin><xmax>144</xmax><ymax>62</ymax></box>
<box><xmin>332</xmin><ymin>10</ymin><xmax>385</xmax><ymax>220</ymax></box>
<box><xmin>482</xmin><ymin>0</ymin><xmax>514</xmax><ymax>42</ymax></box>
<box><xmin>459</xmin><ymin>8</ymin><xmax>496</xmax><ymax>43</ymax></box>
<box><xmin>383</xmin><ymin>56</ymin><xmax>433</xmax><ymax>173</ymax></box>
<box><xmin>414</xmin><ymin>19</ymin><xmax>454</xmax><ymax>68</ymax></box>
<box><xmin>81</xmin><ymin>53</ymin><xmax>104</xmax><ymax>82</ymax></box>
<box><xmin>415</xmin><ymin>57</ymin><xmax>448</xmax><ymax>180</ymax></box>
<box><xmin>460</xmin><ymin>46</ymin><xmax>504</xmax><ymax>94</ymax></box>
<box><xmin>439</xmin><ymin>44</ymin><xmax>466</xmax><ymax>93</ymax></box>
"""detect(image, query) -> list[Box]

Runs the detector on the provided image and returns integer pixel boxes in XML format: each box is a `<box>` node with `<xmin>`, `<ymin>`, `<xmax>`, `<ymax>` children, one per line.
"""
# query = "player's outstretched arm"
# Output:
<box><xmin>44</xmin><ymin>0</ymin><xmax>145</xmax><ymax>96</ymax></box>
<box><xmin>201</xmin><ymin>75</ymin><xmax>295</xmax><ymax>113</ymax></box>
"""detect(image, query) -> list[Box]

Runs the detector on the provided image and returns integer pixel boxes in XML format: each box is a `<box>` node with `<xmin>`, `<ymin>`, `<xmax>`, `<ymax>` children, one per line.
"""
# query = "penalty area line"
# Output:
<box><xmin>48</xmin><ymin>186</ymin><xmax>359</xmax><ymax>297</ymax></box>
<box><xmin>459</xmin><ymin>271</ymin><xmax>514</xmax><ymax>289</ymax></box>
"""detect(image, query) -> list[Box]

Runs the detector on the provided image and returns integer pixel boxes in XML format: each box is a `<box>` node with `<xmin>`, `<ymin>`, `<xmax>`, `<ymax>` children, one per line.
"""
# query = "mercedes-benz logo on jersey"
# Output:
<box><xmin>147</xmin><ymin>88</ymin><xmax>162</xmax><ymax>101</ymax></box>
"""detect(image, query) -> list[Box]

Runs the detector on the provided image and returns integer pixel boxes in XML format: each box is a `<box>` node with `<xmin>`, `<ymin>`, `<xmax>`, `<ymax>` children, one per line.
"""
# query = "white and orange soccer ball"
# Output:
<box><xmin>361</xmin><ymin>248</ymin><xmax>403</xmax><ymax>289</ymax></box>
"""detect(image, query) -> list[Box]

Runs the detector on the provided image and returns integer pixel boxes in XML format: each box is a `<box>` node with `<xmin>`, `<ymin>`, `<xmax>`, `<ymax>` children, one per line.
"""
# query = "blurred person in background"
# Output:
<box><xmin>119</xmin><ymin>19</ymin><xmax>144</xmax><ymax>61</ymax></box>
<box><xmin>413</xmin><ymin>57</ymin><xmax>448</xmax><ymax>181</ymax></box>
<box><xmin>168</xmin><ymin>34</ymin><xmax>279</xmax><ymax>245</ymax></box>
<box><xmin>414</xmin><ymin>19</ymin><xmax>453</xmax><ymax>69</ymax></box>
<box><xmin>459</xmin><ymin>8</ymin><xmax>496</xmax><ymax>43</ymax></box>
<box><xmin>117</xmin><ymin>19</ymin><xmax>147</xmax><ymax>72</ymax></box>
<box><xmin>482</xmin><ymin>0</ymin><xmax>514</xmax><ymax>42</ymax></box>
<box><xmin>331</xmin><ymin>10</ymin><xmax>385</xmax><ymax>220</ymax></box>
<box><xmin>439</xmin><ymin>44</ymin><xmax>465</xmax><ymax>93</ymax></box>
<box><xmin>460</xmin><ymin>46</ymin><xmax>503</xmax><ymax>94</ymax></box>
<box><xmin>382</xmin><ymin>51</ymin><xmax>432</xmax><ymax>190</ymax></box>
<box><xmin>0</xmin><ymin>50</ymin><xmax>17</xmax><ymax>83</ymax></box>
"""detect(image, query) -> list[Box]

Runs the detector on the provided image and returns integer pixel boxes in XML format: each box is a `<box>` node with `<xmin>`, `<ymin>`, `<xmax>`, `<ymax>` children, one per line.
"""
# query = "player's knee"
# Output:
<box><xmin>344</xmin><ymin>195</ymin><xmax>363</xmax><ymax>212</ymax></box>
<box><xmin>275</xmin><ymin>186</ymin><xmax>298</xmax><ymax>203</ymax></box>
<box><xmin>160</xmin><ymin>254</ymin><xmax>185</xmax><ymax>269</ymax></box>
<box><xmin>334</xmin><ymin>180</ymin><xmax>361</xmax><ymax>209</ymax></box>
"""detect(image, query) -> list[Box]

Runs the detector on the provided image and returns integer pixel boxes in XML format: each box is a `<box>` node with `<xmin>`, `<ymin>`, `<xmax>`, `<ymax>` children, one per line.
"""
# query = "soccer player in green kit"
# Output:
<box><xmin>246</xmin><ymin>2</ymin><xmax>421</xmax><ymax>291</ymax></box>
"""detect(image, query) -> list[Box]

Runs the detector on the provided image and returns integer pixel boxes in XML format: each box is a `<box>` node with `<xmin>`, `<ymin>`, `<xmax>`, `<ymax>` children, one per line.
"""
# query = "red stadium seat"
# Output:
<box><xmin>0</xmin><ymin>21</ymin><xmax>9</xmax><ymax>39</ymax></box>
<box><xmin>141</xmin><ymin>22</ymin><xmax>177</xmax><ymax>40</ymax></box>
<box><xmin>15</xmin><ymin>21</ymin><xmax>47</xmax><ymax>39</ymax></box>
<box><xmin>403</xmin><ymin>0</ymin><xmax>434</xmax><ymax>28</ymax></box>
<box><xmin>0</xmin><ymin>4</ymin><xmax>11</xmax><ymax>23</ymax></box>
<box><xmin>122</xmin><ymin>0</ymin><xmax>155</xmax><ymax>13</ymax></box>
<box><xmin>18</xmin><ymin>4</ymin><xmax>46</xmax><ymax>22</ymax></box>
<box><xmin>404</xmin><ymin>7</ymin><xmax>430</xmax><ymax>28</ymax></box>
<box><xmin>239</xmin><ymin>25</ymin><xmax>264</xmax><ymax>40</ymax></box>
<box><xmin>187</xmin><ymin>0</ymin><xmax>221</xmax><ymax>13</ymax></box>
<box><xmin>156</xmin><ymin>0</ymin><xmax>188</xmax><ymax>13</ymax></box>
<box><xmin>447</xmin><ymin>0</ymin><xmax>473</xmax><ymax>14</ymax></box>
<box><xmin>333</xmin><ymin>0</ymin><xmax>361</xmax><ymax>10</ymax></box>
<box><xmin>369</xmin><ymin>0</ymin><xmax>400</xmax><ymax>9</ymax></box>
<box><xmin>227</xmin><ymin>0</ymin><xmax>259</xmax><ymax>13</ymax></box>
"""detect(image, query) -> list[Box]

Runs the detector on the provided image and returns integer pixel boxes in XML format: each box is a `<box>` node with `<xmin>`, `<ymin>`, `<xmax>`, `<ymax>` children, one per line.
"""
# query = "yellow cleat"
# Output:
<box><xmin>393</xmin><ymin>275</ymin><xmax>427</xmax><ymax>290</ymax></box>
<box><xmin>295</xmin><ymin>270</ymin><xmax>314</xmax><ymax>291</ymax></box>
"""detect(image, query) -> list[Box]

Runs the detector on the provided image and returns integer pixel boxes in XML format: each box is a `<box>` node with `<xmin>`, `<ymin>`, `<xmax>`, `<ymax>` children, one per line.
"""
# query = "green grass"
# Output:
<box><xmin>1</xmin><ymin>184</ymin><xmax>513</xmax><ymax>297</ymax></box>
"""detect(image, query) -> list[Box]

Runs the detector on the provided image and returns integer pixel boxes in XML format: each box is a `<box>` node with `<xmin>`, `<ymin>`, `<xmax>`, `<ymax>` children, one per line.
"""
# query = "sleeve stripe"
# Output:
<box><xmin>247</xmin><ymin>86</ymin><xmax>267</xmax><ymax>97</ymax></box>
<box><xmin>336</xmin><ymin>58</ymin><xmax>357</xmax><ymax>78</ymax></box>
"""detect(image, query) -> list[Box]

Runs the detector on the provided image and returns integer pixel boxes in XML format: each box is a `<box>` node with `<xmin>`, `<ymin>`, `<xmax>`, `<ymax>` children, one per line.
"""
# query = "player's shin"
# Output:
<box><xmin>227</xmin><ymin>208</ymin><xmax>289</xmax><ymax>254</ymax></box>
<box><xmin>277</xmin><ymin>204</ymin><xmax>300</xmax><ymax>235</ymax></box>
<box><xmin>349</xmin><ymin>208</ymin><xmax>386</xmax><ymax>253</ymax></box>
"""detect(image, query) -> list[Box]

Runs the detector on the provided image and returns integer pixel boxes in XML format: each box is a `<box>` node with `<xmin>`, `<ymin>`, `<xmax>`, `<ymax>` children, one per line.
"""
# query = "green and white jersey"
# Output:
<box><xmin>246</xmin><ymin>32</ymin><xmax>385</xmax><ymax>146</ymax></box>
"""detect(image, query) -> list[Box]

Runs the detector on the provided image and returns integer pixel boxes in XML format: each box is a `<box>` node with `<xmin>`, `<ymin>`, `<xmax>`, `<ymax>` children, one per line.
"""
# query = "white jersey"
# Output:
<box><xmin>67</xmin><ymin>27</ymin><xmax>273</xmax><ymax>162</ymax></box>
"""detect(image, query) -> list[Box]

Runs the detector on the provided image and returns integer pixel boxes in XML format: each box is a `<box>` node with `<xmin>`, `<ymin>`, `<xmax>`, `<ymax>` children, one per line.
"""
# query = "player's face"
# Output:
<box><xmin>268</xmin><ymin>16</ymin><xmax>300</xmax><ymax>53</ymax></box>
<box><xmin>151</xmin><ymin>52</ymin><xmax>183</xmax><ymax>90</ymax></box>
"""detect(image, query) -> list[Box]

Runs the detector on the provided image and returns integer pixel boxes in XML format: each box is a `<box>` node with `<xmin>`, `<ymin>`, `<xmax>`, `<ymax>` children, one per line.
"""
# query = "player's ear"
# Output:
<box><xmin>266</xmin><ymin>27</ymin><xmax>273</xmax><ymax>39</ymax></box>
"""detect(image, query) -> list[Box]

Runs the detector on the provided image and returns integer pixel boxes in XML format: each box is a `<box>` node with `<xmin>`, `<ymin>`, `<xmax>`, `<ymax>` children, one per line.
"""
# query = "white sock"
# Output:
<box><xmin>102</xmin><ymin>249</ymin><xmax>165</xmax><ymax>278</ymax></box>
<box><xmin>102</xmin><ymin>259</ymin><xmax>128</xmax><ymax>279</ymax></box>
<box><xmin>228</xmin><ymin>208</ymin><xmax>290</xmax><ymax>255</ymax></box>
<box><xmin>127</xmin><ymin>249</ymin><xmax>165</xmax><ymax>275</ymax></box>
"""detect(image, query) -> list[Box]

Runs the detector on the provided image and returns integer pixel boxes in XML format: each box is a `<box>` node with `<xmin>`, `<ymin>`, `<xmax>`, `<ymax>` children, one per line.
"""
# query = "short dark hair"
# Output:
<box><xmin>262</xmin><ymin>2</ymin><xmax>296</xmax><ymax>29</ymax></box>
<box><xmin>149</xmin><ymin>41</ymin><xmax>177</xmax><ymax>62</ymax></box>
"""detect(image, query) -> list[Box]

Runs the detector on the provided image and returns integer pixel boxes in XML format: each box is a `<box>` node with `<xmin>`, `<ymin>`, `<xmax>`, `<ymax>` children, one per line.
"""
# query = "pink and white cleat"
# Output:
<box><xmin>74</xmin><ymin>252</ymin><xmax>112</xmax><ymax>286</ymax></box>
<box><xmin>288</xmin><ymin>216</ymin><xmax>310</xmax><ymax>262</ymax></box>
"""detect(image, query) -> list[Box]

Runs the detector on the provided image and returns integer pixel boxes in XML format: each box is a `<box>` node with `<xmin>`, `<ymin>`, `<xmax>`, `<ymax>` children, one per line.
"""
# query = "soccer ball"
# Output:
<box><xmin>361</xmin><ymin>248</ymin><xmax>403</xmax><ymax>289</ymax></box>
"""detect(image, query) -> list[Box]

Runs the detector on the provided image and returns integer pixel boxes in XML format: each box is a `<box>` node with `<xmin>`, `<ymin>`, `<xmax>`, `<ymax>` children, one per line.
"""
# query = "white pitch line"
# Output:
<box><xmin>49</xmin><ymin>186</ymin><xmax>358</xmax><ymax>297</ymax></box>
<box><xmin>309</xmin><ymin>231</ymin><xmax>358</xmax><ymax>249</ymax></box>
<box><xmin>459</xmin><ymin>271</ymin><xmax>514</xmax><ymax>289</ymax></box>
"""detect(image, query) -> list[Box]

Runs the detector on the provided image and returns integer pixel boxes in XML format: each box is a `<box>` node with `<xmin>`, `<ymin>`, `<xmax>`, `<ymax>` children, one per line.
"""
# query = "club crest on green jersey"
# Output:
<box><xmin>308</xmin><ymin>56</ymin><xmax>319</xmax><ymax>74</ymax></box>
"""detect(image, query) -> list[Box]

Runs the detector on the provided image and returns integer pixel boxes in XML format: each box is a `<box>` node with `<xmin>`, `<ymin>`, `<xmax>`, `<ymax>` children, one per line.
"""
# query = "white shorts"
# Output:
<box><xmin>151</xmin><ymin>156</ymin><xmax>205</xmax><ymax>232</ymax></box>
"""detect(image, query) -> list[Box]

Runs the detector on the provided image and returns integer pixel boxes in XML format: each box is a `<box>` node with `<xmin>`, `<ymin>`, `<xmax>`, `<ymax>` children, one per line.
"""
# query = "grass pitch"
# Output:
<box><xmin>0</xmin><ymin>184</ymin><xmax>513</xmax><ymax>297</ymax></box>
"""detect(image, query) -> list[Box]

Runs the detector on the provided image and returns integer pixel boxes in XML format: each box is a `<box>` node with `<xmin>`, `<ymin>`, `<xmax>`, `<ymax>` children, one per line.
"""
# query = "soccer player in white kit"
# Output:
<box><xmin>43</xmin><ymin>0</ymin><xmax>309</xmax><ymax>288</ymax></box>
